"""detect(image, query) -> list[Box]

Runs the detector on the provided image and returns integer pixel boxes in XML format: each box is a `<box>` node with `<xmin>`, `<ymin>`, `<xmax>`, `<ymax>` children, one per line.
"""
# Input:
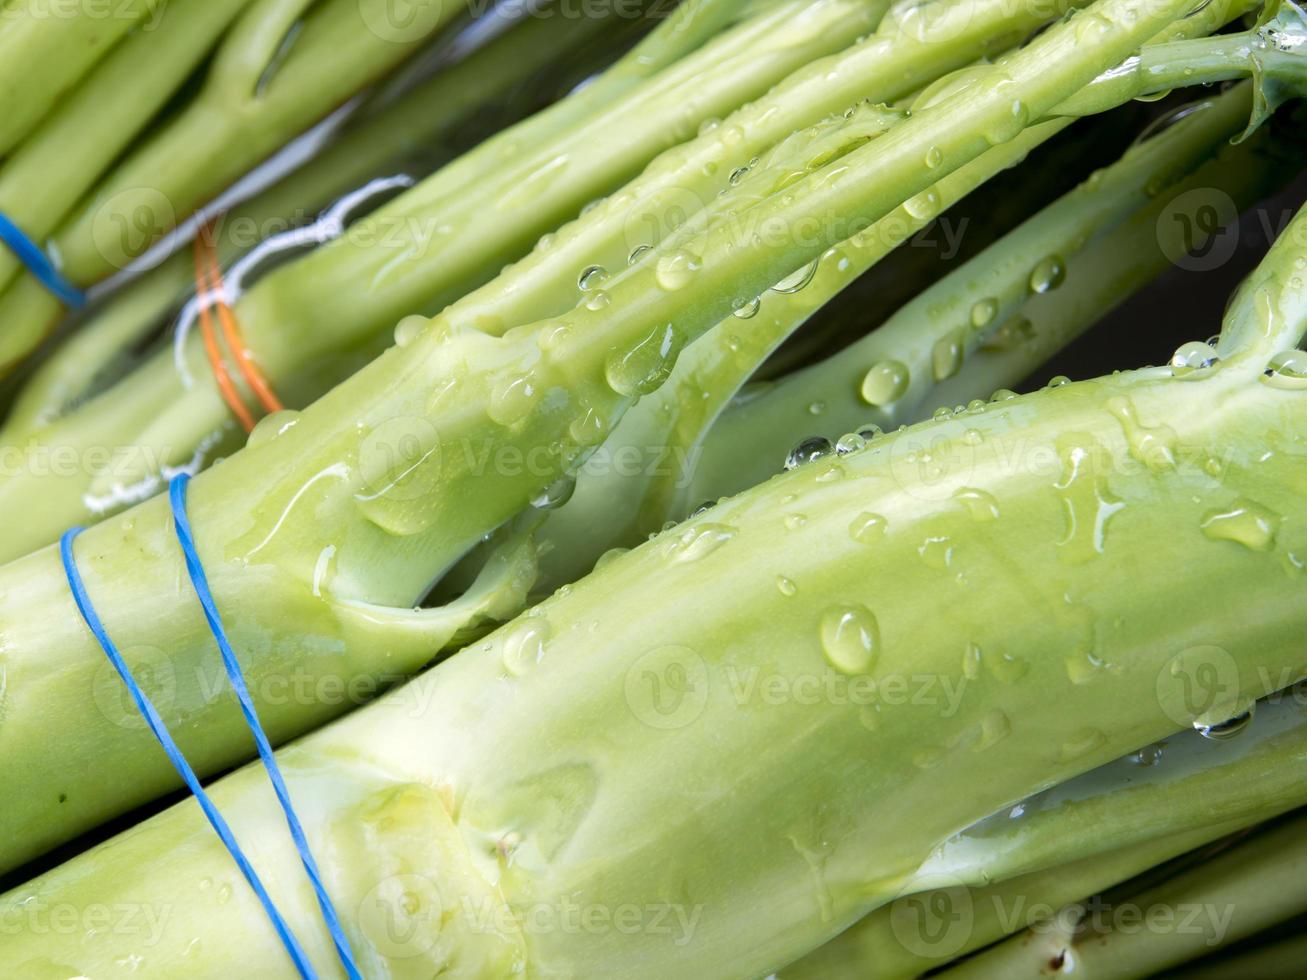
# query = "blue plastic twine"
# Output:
<box><xmin>59</xmin><ymin>474</ymin><xmax>363</xmax><ymax>979</ymax></box>
<box><xmin>59</xmin><ymin>528</ymin><xmax>319</xmax><ymax>976</ymax></box>
<box><xmin>0</xmin><ymin>213</ymin><xmax>86</xmax><ymax>307</ymax></box>
<box><xmin>168</xmin><ymin>474</ymin><xmax>363</xmax><ymax>979</ymax></box>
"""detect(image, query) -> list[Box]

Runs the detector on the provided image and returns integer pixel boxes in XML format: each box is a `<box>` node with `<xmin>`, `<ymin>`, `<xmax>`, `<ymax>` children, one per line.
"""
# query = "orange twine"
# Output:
<box><xmin>192</xmin><ymin>222</ymin><xmax>283</xmax><ymax>433</ymax></box>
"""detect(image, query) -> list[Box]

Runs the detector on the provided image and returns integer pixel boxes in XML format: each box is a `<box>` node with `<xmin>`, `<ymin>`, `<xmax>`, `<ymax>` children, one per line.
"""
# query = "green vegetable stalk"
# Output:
<box><xmin>439</xmin><ymin>0</ymin><xmax>1094</xmax><ymax>336</ymax></box>
<box><xmin>540</xmin><ymin>52</ymin><xmax>1274</xmax><ymax>586</ymax></box>
<box><xmin>687</xmin><ymin>82</ymin><xmax>1289</xmax><ymax>506</ymax></box>
<box><xmin>4</xmin><ymin>212</ymin><xmax>1307</xmax><ymax>972</ymax></box>
<box><xmin>0</xmin><ymin>0</ymin><xmax>258</xmax><ymax>327</ymax></box>
<box><xmin>785</xmin><ymin>832</ymin><xmax>1243</xmax><ymax>979</ymax></box>
<box><xmin>0</xmin><ymin>0</ymin><xmax>885</xmax><ymax>563</ymax></box>
<box><xmin>0</xmin><ymin>1</ymin><xmax>634</xmax><ymax>445</ymax></box>
<box><xmin>0</xmin><ymin>0</ymin><xmax>875</xmax><ymax>376</ymax></box>
<box><xmin>786</xmin><ymin>691</ymin><xmax>1307</xmax><ymax>977</ymax></box>
<box><xmin>0</xmin><ymin>0</ymin><xmax>1265</xmax><ymax>879</ymax></box>
<box><xmin>936</xmin><ymin>812</ymin><xmax>1307</xmax><ymax>978</ymax></box>
<box><xmin>0</xmin><ymin>0</ymin><xmax>170</xmax><ymax>157</ymax></box>
<box><xmin>0</xmin><ymin>0</ymin><xmax>476</xmax><ymax>367</ymax></box>
<box><xmin>917</xmin><ymin>695</ymin><xmax>1307</xmax><ymax>889</ymax></box>
<box><xmin>0</xmin><ymin>0</ymin><xmax>1252</xmax><ymax>568</ymax></box>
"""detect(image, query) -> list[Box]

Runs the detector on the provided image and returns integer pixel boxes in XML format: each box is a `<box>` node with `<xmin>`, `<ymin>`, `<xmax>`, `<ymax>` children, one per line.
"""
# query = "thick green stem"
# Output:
<box><xmin>6</xmin><ymin>0</ymin><xmax>1248</xmax><ymax>573</ymax></box>
<box><xmin>0</xmin><ymin>0</ymin><xmax>459</xmax><ymax>369</ymax></box>
<box><xmin>786</xmin><ymin>682</ymin><xmax>1307</xmax><ymax>975</ymax></box>
<box><xmin>782</xmin><ymin>826</ymin><xmax>1238</xmax><ymax>979</ymax></box>
<box><xmin>538</xmin><ymin>0</ymin><xmax>1213</xmax><ymax>437</ymax></box>
<box><xmin>937</xmin><ymin>813</ymin><xmax>1307</xmax><ymax>978</ymax></box>
<box><xmin>209</xmin><ymin>0</ymin><xmax>320</xmax><ymax>99</ymax></box>
<box><xmin>442</xmin><ymin>0</ymin><xmax>1081</xmax><ymax>336</ymax></box>
<box><xmin>536</xmin><ymin>119</ymin><xmax>1061</xmax><ymax>587</ymax></box>
<box><xmin>1</xmin><ymin>272</ymin><xmax>185</xmax><ymax>438</ymax></box>
<box><xmin>0</xmin><ymin>0</ymin><xmax>738</xmax><ymax>375</ymax></box>
<box><xmin>45</xmin><ymin>0</ymin><xmax>468</xmax><ymax>283</ymax></box>
<box><xmin>0</xmin><ymin>507</ymin><xmax>540</xmax><ymax>874</ymax></box>
<box><xmin>1059</xmin><ymin>1</ymin><xmax>1307</xmax><ymax>119</ymax></box>
<box><xmin>295</xmin><ymin>0</ymin><xmax>1209</xmax><ymax>604</ymax></box>
<box><xmin>689</xmin><ymin>77</ymin><xmax>1271</xmax><ymax>512</ymax></box>
<box><xmin>0</xmin><ymin>1</ymin><xmax>622</xmax><ymax>441</ymax></box>
<box><xmin>0</xmin><ymin>0</ymin><xmax>887</xmax><ymax>561</ymax></box>
<box><xmin>919</xmin><ymin>693</ymin><xmax>1307</xmax><ymax>888</ymax></box>
<box><xmin>0</xmin><ymin>0</ymin><xmax>169</xmax><ymax>157</ymax></box>
<box><xmin>537</xmin><ymin>0</ymin><xmax>1270</xmax><ymax>582</ymax></box>
<box><xmin>329</xmin><ymin>0</ymin><xmax>768</xmax><ymax>234</ymax></box>
<box><xmin>0</xmin><ymin>0</ymin><xmax>1225</xmax><ymax>879</ymax></box>
<box><xmin>244</xmin><ymin>0</ymin><xmax>885</xmax><ymax>358</ymax></box>
<box><xmin>0</xmin><ymin>0</ymin><xmax>259</xmax><ymax>361</ymax></box>
<box><xmin>4</xmin><ymin>355</ymin><xmax>1307</xmax><ymax>974</ymax></box>
<box><xmin>924</xmin><ymin>123</ymin><xmax>1297</xmax><ymax>403</ymax></box>
<box><xmin>0</xmin><ymin>0</ymin><xmax>476</xmax><ymax>362</ymax></box>
<box><xmin>1217</xmin><ymin>203</ymin><xmax>1307</xmax><ymax>364</ymax></box>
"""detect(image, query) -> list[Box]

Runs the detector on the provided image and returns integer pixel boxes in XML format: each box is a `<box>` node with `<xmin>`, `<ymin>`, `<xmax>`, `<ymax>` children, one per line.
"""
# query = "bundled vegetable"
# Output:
<box><xmin>1</xmin><ymin>0</ymin><xmax>1306</xmax><ymax>976</ymax></box>
<box><xmin>0</xmin><ymin>0</ymin><xmax>486</xmax><ymax>366</ymax></box>
<box><xmin>537</xmin><ymin>77</ymin><xmax>1296</xmax><ymax>583</ymax></box>
<box><xmin>0</xmin><ymin>0</ymin><xmax>644</xmax><ymax>443</ymax></box>
<box><xmin>4</xmin><ymin>192</ymin><xmax>1307</xmax><ymax>974</ymax></box>
<box><xmin>0</xmin><ymin>0</ymin><xmax>882</xmax><ymax>560</ymax></box>
<box><xmin>2</xmin><ymin>0</ymin><xmax>1267</xmax><ymax>873</ymax></box>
